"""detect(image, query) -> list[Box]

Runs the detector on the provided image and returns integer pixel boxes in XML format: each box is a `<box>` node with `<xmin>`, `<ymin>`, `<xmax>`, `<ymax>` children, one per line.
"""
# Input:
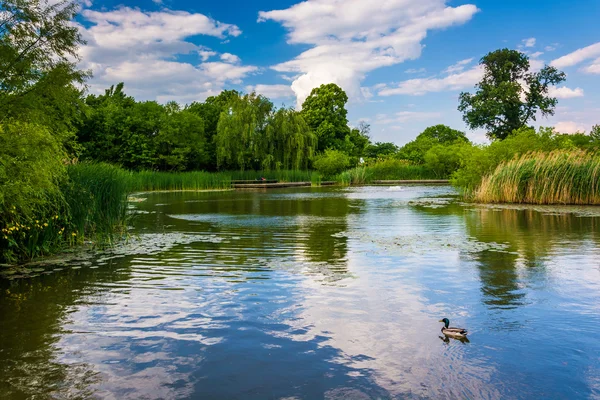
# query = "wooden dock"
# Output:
<box><xmin>371</xmin><ymin>180</ymin><xmax>449</xmax><ymax>185</ymax></box>
<box><xmin>232</xmin><ymin>181</ymin><xmax>337</xmax><ymax>189</ymax></box>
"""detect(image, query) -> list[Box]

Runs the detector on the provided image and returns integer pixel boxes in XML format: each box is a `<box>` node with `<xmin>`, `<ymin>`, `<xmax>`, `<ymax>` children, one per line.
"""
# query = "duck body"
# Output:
<box><xmin>439</xmin><ymin>318</ymin><xmax>468</xmax><ymax>338</ymax></box>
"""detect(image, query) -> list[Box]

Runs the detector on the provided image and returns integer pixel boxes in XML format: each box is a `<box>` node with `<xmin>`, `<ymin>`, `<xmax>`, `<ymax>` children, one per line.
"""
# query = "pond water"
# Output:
<box><xmin>1</xmin><ymin>186</ymin><xmax>600</xmax><ymax>399</ymax></box>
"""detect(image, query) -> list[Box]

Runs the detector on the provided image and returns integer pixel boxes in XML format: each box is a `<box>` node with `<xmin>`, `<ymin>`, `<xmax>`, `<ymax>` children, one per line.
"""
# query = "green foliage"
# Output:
<box><xmin>313</xmin><ymin>149</ymin><xmax>350</xmax><ymax>177</ymax></box>
<box><xmin>365</xmin><ymin>142</ymin><xmax>399</xmax><ymax>158</ymax></box>
<box><xmin>77</xmin><ymin>83</ymin><xmax>210</xmax><ymax>171</ymax></box>
<box><xmin>186</xmin><ymin>90</ymin><xmax>239</xmax><ymax>169</ymax></box>
<box><xmin>0</xmin><ymin>0</ymin><xmax>88</xmax><ymax>110</ymax></box>
<box><xmin>459</xmin><ymin>49</ymin><xmax>566</xmax><ymax>140</ymax></box>
<box><xmin>264</xmin><ymin>108</ymin><xmax>316</xmax><ymax>170</ymax></box>
<box><xmin>216</xmin><ymin>92</ymin><xmax>274</xmax><ymax>170</ymax></box>
<box><xmin>398</xmin><ymin>124</ymin><xmax>469</xmax><ymax>164</ymax></box>
<box><xmin>424</xmin><ymin>141</ymin><xmax>472</xmax><ymax>178</ymax></box>
<box><xmin>365</xmin><ymin>159</ymin><xmax>437</xmax><ymax>180</ymax></box>
<box><xmin>130</xmin><ymin>170</ymin><xmax>231</xmax><ymax>191</ymax></box>
<box><xmin>64</xmin><ymin>163</ymin><xmax>131</xmax><ymax>240</ymax></box>
<box><xmin>451</xmin><ymin>126</ymin><xmax>576</xmax><ymax>192</ymax></box>
<box><xmin>301</xmin><ymin>83</ymin><xmax>350</xmax><ymax>151</ymax></box>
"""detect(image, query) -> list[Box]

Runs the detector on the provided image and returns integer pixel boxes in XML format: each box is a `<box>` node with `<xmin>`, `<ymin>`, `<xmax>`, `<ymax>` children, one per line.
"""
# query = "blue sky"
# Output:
<box><xmin>73</xmin><ymin>0</ymin><xmax>600</xmax><ymax>145</ymax></box>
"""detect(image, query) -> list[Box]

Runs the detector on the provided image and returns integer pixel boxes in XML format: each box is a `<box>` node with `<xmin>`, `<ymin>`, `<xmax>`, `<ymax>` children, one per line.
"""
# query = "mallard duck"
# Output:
<box><xmin>439</xmin><ymin>318</ymin><xmax>468</xmax><ymax>338</ymax></box>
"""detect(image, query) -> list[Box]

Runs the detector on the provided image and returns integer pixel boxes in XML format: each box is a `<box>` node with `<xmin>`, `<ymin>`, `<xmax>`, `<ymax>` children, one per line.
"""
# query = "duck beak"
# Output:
<box><xmin>438</xmin><ymin>320</ymin><xmax>443</xmax><ymax>322</ymax></box>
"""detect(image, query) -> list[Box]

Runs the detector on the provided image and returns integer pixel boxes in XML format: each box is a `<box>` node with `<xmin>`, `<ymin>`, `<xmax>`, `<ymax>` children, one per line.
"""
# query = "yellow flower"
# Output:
<box><xmin>43</xmin><ymin>223</ymin><xmax>48</xmax><ymax>227</ymax></box>
<box><xmin>36</xmin><ymin>220</ymin><xmax>39</xmax><ymax>223</ymax></box>
<box><xmin>3</xmin><ymin>236</ymin><xmax>7</xmax><ymax>240</ymax></box>
<box><xmin>71</xmin><ymin>232</ymin><xmax>77</xmax><ymax>236</ymax></box>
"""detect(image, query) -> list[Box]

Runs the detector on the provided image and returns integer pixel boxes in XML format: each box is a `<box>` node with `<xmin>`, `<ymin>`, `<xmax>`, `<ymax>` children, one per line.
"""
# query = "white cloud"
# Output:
<box><xmin>548</xmin><ymin>86</ymin><xmax>584</xmax><ymax>99</ymax></box>
<box><xmin>378</xmin><ymin>65</ymin><xmax>483</xmax><ymax>96</ymax></box>
<box><xmin>554</xmin><ymin>121</ymin><xmax>586</xmax><ymax>134</ymax></box>
<box><xmin>522</xmin><ymin>37</ymin><xmax>536</xmax><ymax>48</ymax></box>
<box><xmin>581</xmin><ymin>57</ymin><xmax>600</xmax><ymax>74</ymax></box>
<box><xmin>545</xmin><ymin>45</ymin><xmax>557</xmax><ymax>52</ymax></box>
<box><xmin>405</xmin><ymin>68</ymin><xmax>426</xmax><ymax>74</ymax></box>
<box><xmin>376</xmin><ymin>111</ymin><xmax>443</xmax><ymax>124</ymax></box>
<box><xmin>245</xmin><ymin>84</ymin><xmax>295</xmax><ymax>99</ymax></box>
<box><xmin>443</xmin><ymin>57</ymin><xmax>473</xmax><ymax>74</ymax></box>
<box><xmin>529</xmin><ymin>51</ymin><xmax>544</xmax><ymax>58</ymax></box>
<box><xmin>551</xmin><ymin>42</ymin><xmax>600</xmax><ymax>68</ymax></box>
<box><xmin>77</xmin><ymin>7</ymin><xmax>255</xmax><ymax>103</ymax></box>
<box><xmin>258</xmin><ymin>0</ymin><xmax>479</xmax><ymax>106</ymax></box>
<box><xmin>198</xmin><ymin>49</ymin><xmax>217</xmax><ymax>61</ymax></box>
<box><xmin>220</xmin><ymin>53</ymin><xmax>241</xmax><ymax>64</ymax></box>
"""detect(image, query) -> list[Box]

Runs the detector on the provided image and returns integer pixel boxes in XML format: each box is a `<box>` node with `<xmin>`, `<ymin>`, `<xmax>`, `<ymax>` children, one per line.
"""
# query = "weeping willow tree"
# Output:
<box><xmin>216</xmin><ymin>93</ymin><xmax>316</xmax><ymax>170</ymax></box>
<box><xmin>216</xmin><ymin>92</ymin><xmax>272</xmax><ymax>170</ymax></box>
<box><xmin>264</xmin><ymin>108</ymin><xmax>316</xmax><ymax>170</ymax></box>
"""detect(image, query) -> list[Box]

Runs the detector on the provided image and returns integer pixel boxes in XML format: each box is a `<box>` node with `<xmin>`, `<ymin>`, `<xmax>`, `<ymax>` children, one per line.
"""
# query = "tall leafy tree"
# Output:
<box><xmin>264</xmin><ymin>108</ymin><xmax>316</xmax><ymax>170</ymax></box>
<box><xmin>0</xmin><ymin>0</ymin><xmax>88</xmax><ymax>120</ymax></box>
<box><xmin>216</xmin><ymin>92</ymin><xmax>273</xmax><ymax>170</ymax></box>
<box><xmin>458</xmin><ymin>49</ymin><xmax>566</xmax><ymax>140</ymax></box>
<box><xmin>399</xmin><ymin>125</ymin><xmax>469</xmax><ymax>164</ymax></box>
<box><xmin>186</xmin><ymin>90</ymin><xmax>239</xmax><ymax>170</ymax></box>
<box><xmin>301</xmin><ymin>83</ymin><xmax>350</xmax><ymax>151</ymax></box>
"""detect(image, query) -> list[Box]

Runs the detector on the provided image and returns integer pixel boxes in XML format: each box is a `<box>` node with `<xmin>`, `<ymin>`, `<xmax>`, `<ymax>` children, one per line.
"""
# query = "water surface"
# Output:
<box><xmin>1</xmin><ymin>186</ymin><xmax>599</xmax><ymax>399</ymax></box>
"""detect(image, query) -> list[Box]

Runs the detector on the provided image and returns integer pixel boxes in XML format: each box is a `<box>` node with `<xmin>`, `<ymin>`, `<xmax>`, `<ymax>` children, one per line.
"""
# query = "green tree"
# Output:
<box><xmin>0</xmin><ymin>0</ymin><xmax>88</xmax><ymax>119</ymax></box>
<box><xmin>301</xmin><ymin>83</ymin><xmax>350</xmax><ymax>151</ymax></box>
<box><xmin>398</xmin><ymin>125</ymin><xmax>469</xmax><ymax>164</ymax></box>
<box><xmin>264</xmin><ymin>108</ymin><xmax>316</xmax><ymax>170</ymax></box>
<box><xmin>216</xmin><ymin>92</ymin><xmax>273</xmax><ymax>170</ymax></box>
<box><xmin>313</xmin><ymin>149</ymin><xmax>350</xmax><ymax>177</ymax></box>
<box><xmin>458</xmin><ymin>49</ymin><xmax>566</xmax><ymax>140</ymax></box>
<box><xmin>186</xmin><ymin>90</ymin><xmax>239</xmax><ymax>170</ymax></box>
<box><xmin>590</xmin><ymin>125</ymin><xmax>600</xmax><ymax>142</ymax></box>
<box><xmin>365</xmin><ymin>142</ymin><xmax>399</xmax><ymax>158</ymax></box>
<box><xmin>156</xmin><ymin>109</ymin><xmax>208</xmax><ymax>171</ymax></box>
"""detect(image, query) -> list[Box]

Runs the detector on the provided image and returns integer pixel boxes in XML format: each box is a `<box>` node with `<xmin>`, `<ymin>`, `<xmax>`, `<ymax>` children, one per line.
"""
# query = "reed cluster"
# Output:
<box><xmin>475</xmin><ymin>150</ymin><xmax>600</xmax><ymax>204</ymax></box>
<box><xmin>130</xmin><ymin>171</ymin><xmax>232</xmax><ymax>192</ymax></box>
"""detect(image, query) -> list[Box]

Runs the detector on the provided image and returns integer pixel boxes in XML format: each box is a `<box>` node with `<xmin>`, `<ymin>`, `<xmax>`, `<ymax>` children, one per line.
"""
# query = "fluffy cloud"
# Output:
<box><xmin>378</xmin><ymin>65</ymin><xmax>483</xmax><ymax>96</ymax></box>
<box><xmin>258</xmin><ymin>0</ymin><xmax>479</xmax><ymax>106</ymax></box>
<box><xmin>522</xmin><ymin>37</ymin><xmax>536</xmax><ymax>48</ymax></box>
<box><xmin>581</xmin><ymin>58</ymin><xmax>600</xmax><ymax>74</ymax></box>
<box><xmin>554</xmin><ymin>121</ymin><xmax>587</xmax><ymax>134</ymax></box>
<box><xmin>220</xmin><ymin>53</ymin><xmax>241</xmax><ymax>64</ymax></box>
<box><xmin>551</xmin><ymin>42</ymin><xmax>600</xmax><ymax>70</ymax></box>
<box><xmin>548</xmin><ymin>86</ymin><xmax>584</xmax><ymax>99</ymax></box>
<box><xmin>77</xmin><ymin>7</ymin><xmax>255</xmax><ymax>103</ymax></box>
<box><xmin>245</xmin><ymin>84</ymin><xmax>295</xmax><ymax>99</ymax></box>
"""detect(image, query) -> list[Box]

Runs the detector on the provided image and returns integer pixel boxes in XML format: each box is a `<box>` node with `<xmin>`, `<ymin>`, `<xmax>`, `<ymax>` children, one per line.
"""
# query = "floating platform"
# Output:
<box><xmin>371</xmin><ymin>180</ymin><xmax>449</xmax><ymax>185</ymax></box>
<box><xmin>232</xmin><ymin>181</ymin><xmax>337</xmax><ymax>189</ymax></box>
<box><xmin>231</xmin><ymin>179</ymin><xmax>278</xmax><ymax>184</ymax></box>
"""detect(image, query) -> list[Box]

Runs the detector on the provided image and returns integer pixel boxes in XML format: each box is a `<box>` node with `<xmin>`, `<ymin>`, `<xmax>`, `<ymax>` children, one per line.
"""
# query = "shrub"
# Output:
<box><xmin>313</xmin><ymin>149</ymin><xmax>350</xmax><ymax>177</ymax></box>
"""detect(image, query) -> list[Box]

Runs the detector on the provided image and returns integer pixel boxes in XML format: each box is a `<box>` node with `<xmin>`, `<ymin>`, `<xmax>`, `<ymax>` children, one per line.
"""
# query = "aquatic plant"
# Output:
<box><xmin>475</xmin><ymin>150</ymin><xmax>600</xmax><ymax>204</ymax></box>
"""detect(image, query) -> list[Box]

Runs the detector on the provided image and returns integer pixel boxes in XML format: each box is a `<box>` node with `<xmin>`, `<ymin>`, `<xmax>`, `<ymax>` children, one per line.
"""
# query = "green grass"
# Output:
<box><xmin>65</xmin><ymin>163</ymin><xmax>132</xmax><ymax>244</ymax></box>
<box><xmin>475</xmin><ymin>150</ymin><xmax>600</xmax><ymax>204</ymax></box>
<box><xmin>130</xmin><ymin>170</ymin><xmax>232</xmax><ymax>192</ymax></box>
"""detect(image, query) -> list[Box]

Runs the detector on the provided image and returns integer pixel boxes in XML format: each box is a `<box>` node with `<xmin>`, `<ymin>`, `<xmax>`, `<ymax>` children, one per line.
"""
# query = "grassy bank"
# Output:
<box><xmin>1</xmin><ymin>163</ymin><xmax>132</xmax><ymax>263</ymax></box>
<box><xmin>475</xmin><ymin>150</ymin><xmax>600</xmax><ymax>204</ymax></box>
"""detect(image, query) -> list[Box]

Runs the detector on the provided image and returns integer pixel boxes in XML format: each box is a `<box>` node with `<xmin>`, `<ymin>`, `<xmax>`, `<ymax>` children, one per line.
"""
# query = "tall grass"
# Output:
<box><xmin>65</xmin><ymin>163</ymin><xmax>132</xmax><ymax>242</ymax></box>
<box><xmin>227</xmin><ymin>169</ymin><xmax>318</xmax><ymax>183</ymax></box>
<box><xmin>131</xmin><ymin>170</ymin><xmax>232</xmax><ymax>191</ymax></box>
<box><xmin>475</xmin><ymin>150</ymin><xmax>600</xmax><ymax>204</ymax></box>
